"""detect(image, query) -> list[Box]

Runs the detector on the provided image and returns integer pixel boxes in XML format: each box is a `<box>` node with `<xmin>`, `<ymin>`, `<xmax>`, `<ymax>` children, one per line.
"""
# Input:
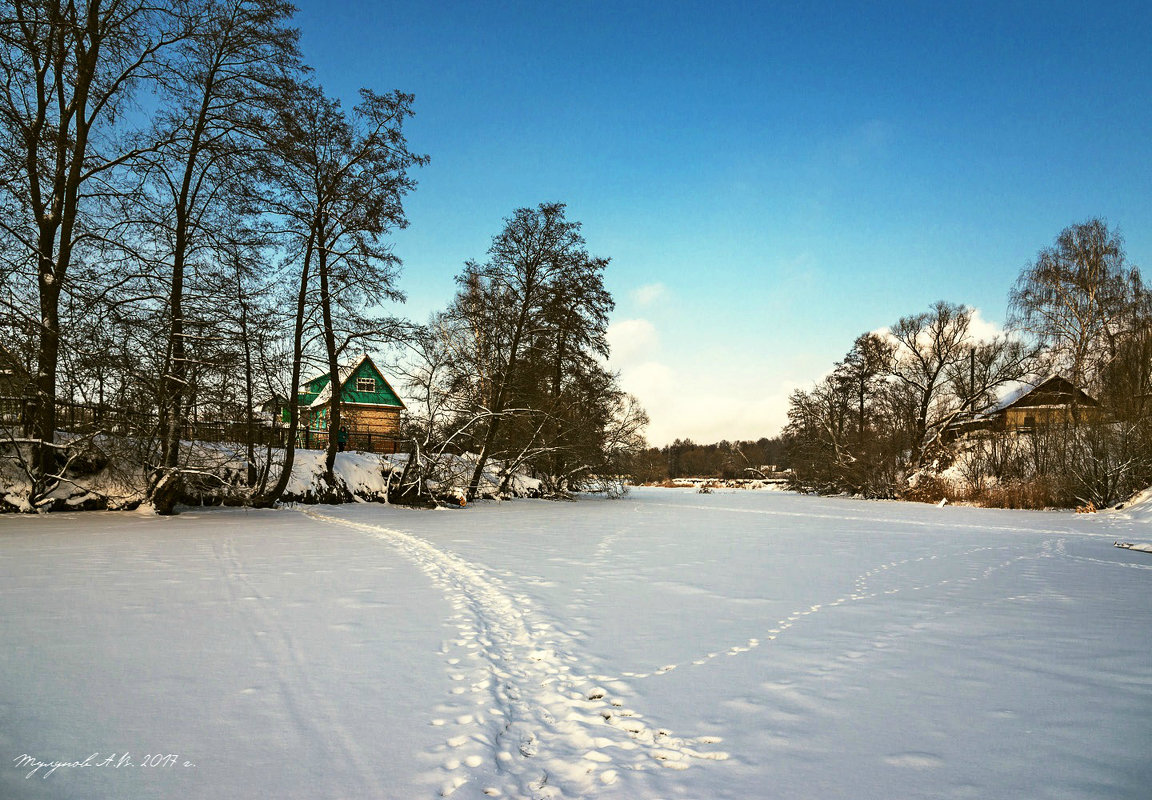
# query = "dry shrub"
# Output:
<box><xmin>960</xmin><ymin>478</ymin><xmax>1064</xmax><ymax>509</ymax></box>
<box><xmin>903</xmin><ymin>475</ymin><xmax>949</xmax><ymax>504</ymax></box>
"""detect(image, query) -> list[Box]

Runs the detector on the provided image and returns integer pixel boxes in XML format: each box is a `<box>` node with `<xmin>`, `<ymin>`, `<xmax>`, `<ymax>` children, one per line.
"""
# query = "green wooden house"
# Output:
<box><xmin>295</xmin><ymin>354</ymin><xmax>405</xmax><ymax>452</ymax></box>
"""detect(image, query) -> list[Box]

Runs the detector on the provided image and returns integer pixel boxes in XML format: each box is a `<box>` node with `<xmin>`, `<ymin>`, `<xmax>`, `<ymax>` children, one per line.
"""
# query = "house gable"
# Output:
<box><xmin>989</xmin><ymin>376</ymin><xmax>1101</xmax><ymax>431</ymax></box>
<box><xmin>1000</xmin><ymin>376</ymin><xmax>1097</xmax><ymax>412</ymax></box>
<box><xmin>297</xmin><ymin>355</ymin><xmax>405</xmax><ymax>410</ymax></box>
<box><xmin>340</xmin><ymin>357</ymin><xmax>404</xmax><ymax>408</ymax></box>
<box><xmin>945</xmin><ymin>375</ymin><xmax>1101</xmax><ymax>438</ymax></box>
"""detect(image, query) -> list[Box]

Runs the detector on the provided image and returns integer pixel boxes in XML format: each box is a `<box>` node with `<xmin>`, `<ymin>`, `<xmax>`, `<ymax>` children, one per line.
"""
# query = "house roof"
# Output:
<box><xmin>302</xmin><ymin>353</ymin><xmax>369</xmax><ymax>389</ymax></box>
<box><xmin>300</xmin><ymin>354</ymin><xmax>405</xmax><ymax>410</ymax></box>
<box><xmin>1001</xmin><ymin>375</ymin><xmax>1097</xmax><ymax>411</ymax></box>
<box><xmin>978</xmin><ymin>375</ymin><xmax>1097</xmax><ymax>417</ymax></box>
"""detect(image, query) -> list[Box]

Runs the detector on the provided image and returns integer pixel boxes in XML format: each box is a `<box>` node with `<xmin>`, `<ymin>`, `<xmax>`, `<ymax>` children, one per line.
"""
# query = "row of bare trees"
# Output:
<box><xmin>785</xmin><ymin>219</ymin><xmax>1152</xmax><ymax>506</ymax></box>
<box><xmin>627</xmin><ymin>437</ymin><xmax>789</xmax><ymax>483</ymax></box>
<box><xmin>0</xmin><ymin>2</ymin><xmax>647</xmax><ymax>512</ymax></box>
<box><xmin>0</xmin><ymin>0</ymin><xmax>427</xmax><ymax>511</ymax></box>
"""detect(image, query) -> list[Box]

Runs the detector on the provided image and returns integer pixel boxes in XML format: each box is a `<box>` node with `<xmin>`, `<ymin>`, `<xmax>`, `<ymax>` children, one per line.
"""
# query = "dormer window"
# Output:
<box><xmin>356</xmin><ymin>377</ymin><xmax>375</xmax><ymax>393</ymax></box>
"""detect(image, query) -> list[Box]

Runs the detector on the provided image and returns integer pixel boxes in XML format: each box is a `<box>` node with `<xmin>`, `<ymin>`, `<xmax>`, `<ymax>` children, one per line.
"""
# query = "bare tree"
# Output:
<box><xmin>132</xmin><ymin>0</ymin><xmax>299</xmax><ymax>508</ymax></box>
<box><xmin>256</xmin><ymin>82</ymin><xmax>425</xmax><ymax>502</ymax></box>
<box><xmin>1009</xmin><ymin>219</ymin><xmax>1140</xmax><ymax>409</ymax></box>
<box><xmin>787</xmin><ymin>303</ymin><xmax>1033</xmax><ymax>496</ymax></box>
<box><xmin>0</xmin><ymin>0</ymin><xmax>186</xmax><ymax>493</ymax></box>
<box><xmin>888</xmin><ymin>301</ymin><xmax>977</xmax><ymax>465</ymax></box>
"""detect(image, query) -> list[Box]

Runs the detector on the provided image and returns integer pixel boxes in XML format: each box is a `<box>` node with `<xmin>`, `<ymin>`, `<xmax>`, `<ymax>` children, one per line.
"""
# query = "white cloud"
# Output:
<box><xmin>622</xmin><ymin>360</ymin><xmax>676</xmax><ymax>397</ymax></box>
<box><xmin>606</xmin><ymin>321</ymin><xmax>798</xmax><ymax>445</ymax></box>
<box><xmin>606</xmin><ymin>307</ymin><xmax>1014</xmax><ymax>448</ymax></box>
<box><xmin>965</xmin><ymin>307</ymin><xmax>1005</xmax><ymax>342</ymax></box>
<box><xmin>631</xmin><ymin>282</ymin><xmax>668</xmax><ymax>307</ymax></box>
<box><xmin>607</xmin><ymin>318</ymin><xmax>659</xmax><ymax>367</ymax></box>
<box><xmin>874</xmin><ymin>306</ymin><xmax>1009</xmax><ymax>354</ymax></box>
<box><xmin>616</xmin><ymin>373</ymin><xmax>794</xmax><ymax>446</ymax></box>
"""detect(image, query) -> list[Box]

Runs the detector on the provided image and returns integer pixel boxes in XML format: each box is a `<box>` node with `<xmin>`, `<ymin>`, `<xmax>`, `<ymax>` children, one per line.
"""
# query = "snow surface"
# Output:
<box><xmin>2</xmin><ymin>489</ymin><xmax>1151</xmax><ymax>799</ymax></box>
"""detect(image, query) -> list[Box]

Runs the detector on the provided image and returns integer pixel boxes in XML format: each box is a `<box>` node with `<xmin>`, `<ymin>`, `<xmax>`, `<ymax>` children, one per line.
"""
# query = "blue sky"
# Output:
<box><xmin>294</xmin><ymin>1</ymin><xmax>1152</xmax><ymax>445</ymax></box>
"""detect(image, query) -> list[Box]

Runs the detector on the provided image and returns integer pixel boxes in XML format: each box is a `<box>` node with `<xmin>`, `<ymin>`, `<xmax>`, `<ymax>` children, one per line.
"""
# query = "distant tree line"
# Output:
<box><xmin>627</xmin><ymin>437</ymin><xmax>789</xmax><ymax>483</ymax></box>
<box><xmin>0</xmin><ymin>1</ymin><xmax>645</xmax><ymax>511</ymax></box>
<box><xmin>785</xmin><ymin>219</ymin><xmax>1152</xmax><ymax>508</ymax></box>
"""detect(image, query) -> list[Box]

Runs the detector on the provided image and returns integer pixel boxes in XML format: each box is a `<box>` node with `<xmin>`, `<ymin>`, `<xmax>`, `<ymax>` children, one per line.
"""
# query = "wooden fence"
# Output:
<box><xmin>0</xmin><ymin>396</ymin><xmax>403</xmax><ymax>454</ymax></box>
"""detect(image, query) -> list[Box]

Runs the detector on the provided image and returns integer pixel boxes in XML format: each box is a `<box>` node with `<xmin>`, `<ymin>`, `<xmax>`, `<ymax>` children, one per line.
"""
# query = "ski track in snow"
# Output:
<box><xmin>1049</xmin><ymin>536</ymin><xmax>1152</xmax><ymax>570</ymax></box>
<box><xmin>212</xmin><ymin>536</ymin><xmax>379</xmax><ymax>795</ymax></box>
<box><xmin>294</xmin><ymin>500</ymin><xmax>1148</xmax><ymax>797</ymax></box>
<box><xmin>298</xmin><ymin>508</ymin><xmax>728</xmax><ymax>799</ymax></box>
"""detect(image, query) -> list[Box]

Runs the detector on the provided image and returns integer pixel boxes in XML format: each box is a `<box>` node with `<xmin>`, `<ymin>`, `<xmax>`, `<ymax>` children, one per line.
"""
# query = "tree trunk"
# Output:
<box><xmin>162</xmin><ymin>235</ymin><xmax>188</xmax><ymax>472</ymax></box>
<box><xmin>549</xmin><ymin>323</ymin><xmax>568</xmax><ymax>483</ymax></box>
<box><xmin>240</xmin><ymin>288</ymin><xmax>256</xmax><ymax>487</ymax></box>
<box><xmin>466</xmin><ymin>300</ymin><xmax>533</xmax><ymax>499</ymax></box>
<box><xmin>253</xmin><ymin>229</ymin><xmax>315</xmax><ymax>507</ymax></box>
<box><xmin>158</xmin><ymin>76</ymin><xmax>213</xmax><ymax>485</ymax></box>
<box><xmin>318</xmin><ymin>231</ymin><xmax>342</xmax><ymax>490</ymax></box>
<box><xmin>33</xmin><ymin>225</ymin><xmax>62</xmax><ymax>489</ymax></box>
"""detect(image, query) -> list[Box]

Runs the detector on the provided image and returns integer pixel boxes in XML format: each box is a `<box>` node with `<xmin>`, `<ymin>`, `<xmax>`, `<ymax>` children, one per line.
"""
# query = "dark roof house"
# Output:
<box><xmin>990</xmin><ymin>376</ymin><xmax>1099</xmax><ymax>430</ymax></box>
<box><xmin>948</xmin><ymin>376</ymin><xmax>1100</xmax><ymax>437</ymax></box>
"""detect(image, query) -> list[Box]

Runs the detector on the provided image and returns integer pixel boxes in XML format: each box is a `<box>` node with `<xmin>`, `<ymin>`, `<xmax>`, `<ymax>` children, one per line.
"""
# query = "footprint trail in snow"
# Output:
<box><xmin>299</xmin><ymin>508</ymin><xmax>728</xmax><ymax>799</ymax></box>
<box><xmin>595</xmin><ymin>532</ymin><xmax>1058</xmax><ymax>685</ymax></box>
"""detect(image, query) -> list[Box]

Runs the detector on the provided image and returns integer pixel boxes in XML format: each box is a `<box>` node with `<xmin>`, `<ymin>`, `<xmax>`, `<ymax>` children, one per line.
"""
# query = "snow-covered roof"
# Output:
<box><xmin>975</xmin><ymin>375</ymin><xmax>1091</xmax><ymax>417</ymax></box>
<box><xmin>309</xmin><ymin>381</ymin><xmax>334</xmax><ymax>408</ymax></box>
<box><xmin>984</xmin><ymin>381</ymin><xmax>1037</xmax><ymax>414</ymax></box>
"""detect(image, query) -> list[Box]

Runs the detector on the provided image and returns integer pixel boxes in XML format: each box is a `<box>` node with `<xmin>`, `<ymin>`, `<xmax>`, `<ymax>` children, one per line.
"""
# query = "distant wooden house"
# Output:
<box><xmin>296</xmin><ymin>354</ymin><xmax>405</xmax><ymax>453</ymax></box>
<box><xmin>993</xmin><ymin>376</ymin><xmax>1100</xmax><ymax>430</ymax></box>
<box><xmin>948</xmin><ymin>376</ymin><xmax>1101</xmax><ymax>437</ymax></box>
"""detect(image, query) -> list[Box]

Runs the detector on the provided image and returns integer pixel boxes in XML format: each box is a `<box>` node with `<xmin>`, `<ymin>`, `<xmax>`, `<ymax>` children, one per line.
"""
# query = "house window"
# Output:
<box><xmin>356</xmin><ymin>377</ymin><xmax>375</xmax><ymax>393</ymax></box>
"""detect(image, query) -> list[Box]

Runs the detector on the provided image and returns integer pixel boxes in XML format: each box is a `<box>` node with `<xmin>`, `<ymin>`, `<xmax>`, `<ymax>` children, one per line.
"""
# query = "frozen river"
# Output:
<box><xmin>2</xmin><ymin>488</ymin><xmax>1150</xmax><ymax>799</ymax></box>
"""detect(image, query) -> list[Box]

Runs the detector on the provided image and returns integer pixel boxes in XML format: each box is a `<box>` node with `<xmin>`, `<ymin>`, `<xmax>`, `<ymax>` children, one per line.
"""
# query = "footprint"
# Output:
<box><xmin>439</xmin><ymin>776</ymin><xmax>468</xmax><ymax>797</ymax></box>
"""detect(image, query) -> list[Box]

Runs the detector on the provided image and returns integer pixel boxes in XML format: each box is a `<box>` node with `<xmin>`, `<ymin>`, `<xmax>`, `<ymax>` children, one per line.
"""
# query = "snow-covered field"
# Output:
<box><xmin>2</xmin><ymin>488</ymin><xmax>1150</xmax><ymax>799</ymax></box>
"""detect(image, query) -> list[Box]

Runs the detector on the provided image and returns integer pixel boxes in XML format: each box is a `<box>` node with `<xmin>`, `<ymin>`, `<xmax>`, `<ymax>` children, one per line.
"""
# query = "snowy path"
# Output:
<box><xmin>2</xmin><ymin>489</ymin><xmax>1151</xmax><ymax>799</ymax></box>
<box><xmin>298</xmin><ymin>507</ymin><xmax>728</xmax><ymax>799</ymax></box>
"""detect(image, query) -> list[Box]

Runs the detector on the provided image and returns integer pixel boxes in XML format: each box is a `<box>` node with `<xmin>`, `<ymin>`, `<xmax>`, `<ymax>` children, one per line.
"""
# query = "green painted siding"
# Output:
<box><xmin>297</xmin><ymin>375</ymin><xmax>327</xmax><ymax>408</ymax></box>
<box><xmin>341</xmin><ymin>360</ymin><xmax>404</xmax><ymax>406</ymax></box>
<box><xmin>292</xmin><ymin>357</ymin><xmax>403</xmax><ymax>421</ymax></box>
